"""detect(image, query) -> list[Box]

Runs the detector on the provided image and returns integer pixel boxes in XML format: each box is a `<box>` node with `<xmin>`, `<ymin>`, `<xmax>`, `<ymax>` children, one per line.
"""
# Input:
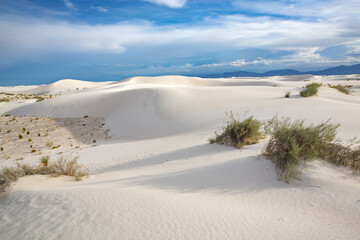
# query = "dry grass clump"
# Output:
<box><xmin>0</xmin><ymin>155</ymin><xmax>88</xmax><ymax>192</ymax></box>
<box><xmin>320</xmin><ymin>142</ymin><xmax>360</xmax><ymax>172</ymax></box>
<box><xmin>328</xmin><ymin>84</ymin><xmax>352</xmax><ymax>95</ymax></box>
<box><xmin>48</xmin><ymin>156</ymin><xmax>88</xmax><ymax>180</ymax></box>
<box><xmin>209</xmin><ymin>112</ymin><xmax>264</xmax><ymax>149</ymax></box>
<box><xmin>300</xmin><ymin>82</ymin><xmax>322</xmax><ymax>97</ymax></box>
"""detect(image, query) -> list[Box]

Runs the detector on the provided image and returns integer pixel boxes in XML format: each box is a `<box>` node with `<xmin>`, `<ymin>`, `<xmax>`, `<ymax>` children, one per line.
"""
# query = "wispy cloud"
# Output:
<box><xmin>144</xmin><ymin>0</ymin><xmax>187</xmax><ymax>8</ymax></box>
<box><xmin>0</xmin><ymin>13</ymin><xmax>358</xmax><ymax>66</ymax></box>
<box><xmin>91</xmin><ymin>6</ymin><xmax>108</xmax><ymax>13</ymax></box>
<box><xmin>233</xmin><ymin>0</ymin><xmax>360</xmax><ymax>21</ymax></box>
<box><xmin>64</xmin><ymin>0</ymin><xmax>76</xmax><ymax>11</ymax></box>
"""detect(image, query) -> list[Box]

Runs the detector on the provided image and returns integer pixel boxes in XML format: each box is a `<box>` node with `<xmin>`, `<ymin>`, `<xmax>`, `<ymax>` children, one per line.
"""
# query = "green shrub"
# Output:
<box><xmin>19</xmin><ymin>134</ymin><xmax>23</xmax><ymax>139</ymax></box>
<box><xmin>328</xmin><ymin>84</ymin><xmax>352</xmax><ymax>95</ymax></box>
<box><xmin>285</xmin><ymin>92</ymin><xmax>291</xmax><ymax>98</ymax></box>
<box><xmin>263</xmin><ymin>116</ymin><xmax>339</xmax><ymax>183</ymax></box>
<box><xmin>300</xmin><ymin>83</ymin><xmax>322</xmax><ymax>97</ymax></box>
<box><xmin>209</xmin><ymin>112</ymin><xmax>264</xmax><ymax>149</ymax></box>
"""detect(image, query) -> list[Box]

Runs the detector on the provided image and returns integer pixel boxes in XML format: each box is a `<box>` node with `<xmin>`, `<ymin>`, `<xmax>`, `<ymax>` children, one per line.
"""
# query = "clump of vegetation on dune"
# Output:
<box><xmin>209</xmin><ymin>111</ymin><xmax>264</xmax><ymax>149</ymax></box>
<box><xmin>300</xmin><ymin>82</ymin><xmax>322</xmax><ymax>97</ymax></box>
<box><xmin>210</xmin><ymin>112</ymin><xmax>360</xmax><ymax>183</ymax></box>
<box><xmin>263</xmin><ymin>116</ymin><xmax>360</xmax><ymax>182</ymax></box>
<box><xmin>0</xmin><ymin>155</ymin><xmax>88</xmax><ymax>193</ymax></box>
<box><xmin>263</xmin><ymin>117</ymin><xmax>338</xmax><ymax>182</ymax></box>
<box><xmin>328</xmin><ymin>84</ymin><xmax>352</xmax><ymax>95</ymax></box>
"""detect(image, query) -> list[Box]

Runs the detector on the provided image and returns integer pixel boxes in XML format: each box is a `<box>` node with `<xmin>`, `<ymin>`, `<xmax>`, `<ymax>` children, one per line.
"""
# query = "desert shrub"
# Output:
<box><xmin>300</xmin><ymin>83</ymin><xmax>322</xmax><ymax>97</ymax></box>
<box><xmin>0</xmin><ymin>155</ymin><xmax>89</xmax><ymax>192</ymax></box>
<box><xmin>1</xmin><ymin>147</ymin><xmax>3</xmax><ymax>151</ymax></box>
<box><xmin>26</xmin><ymin>130</ymin><xmax>30</xmax><ymax>135</ymax></box>
<box><xmin>0</xmin><ymin>97</ymin><xmax>10</xmax><ymax>102</ymax></box>
<box><xmin>285</xmin><ymin>92</ymin><xmax>291</xmax><ymax>98</ymax></box>
<box><xmin>328</xmin><ymin>84</ymin><xmax>352</xmax><ymax>95</ymax></box>
<box><xmin>40</xmin><ymin>156</ymin><xmax>50</xmax><ymax>167</ymax></box>
<box><xmin>0</xmin><ymin>167</ymin><xmax>23</xmax><ymax>192</ymax></box>
<box><xmin>19</xmin><ymin>134</ymin><xmax>23</xmax><ymax>139</ymax></box>
<box><xmin>263</xmin><ymin>116</ymin><xmax>339</xmax><ymax>183</ymax></box>
<box><xmin>35</xmin><ymin>96</ymin><xmax>45</xmax><ymax>102</ymax></box>
<box><xmin>320</xmin><ymin>142</ymin><xmax>360</xmax><ymax>172</ymax></box>
<box><xmin>209</xmin><ymin>112</ymin><xmax>264</xmax><ymax>149</ymax></box>
<box><xmin>49</xmin><ymin>156</ymin><xmax>88</xmax><ymax>180</ymax></box>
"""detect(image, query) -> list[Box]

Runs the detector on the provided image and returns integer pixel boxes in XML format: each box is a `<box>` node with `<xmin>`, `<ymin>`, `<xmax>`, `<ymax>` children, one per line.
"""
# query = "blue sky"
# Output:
<box><xmin>0</xmin><ymin>0</ymin><xmax>360</xmax><ymax>85</ymax></box>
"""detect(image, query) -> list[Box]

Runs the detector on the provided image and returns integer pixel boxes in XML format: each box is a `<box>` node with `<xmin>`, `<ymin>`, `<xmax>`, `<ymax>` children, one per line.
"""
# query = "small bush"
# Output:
<box><xmin>320</xmin><ymin>142</ymin><xmax>360</xmax><ymax>172</ymax></box>
<box><xmin>31</xmin><ymin>149</ymin><xmax>36</xmax><ymax>153</ymax></box>
<box><xmin>0</xmin><ymin>155</ymin><xmax>89</xmax><ymax>192</ymax></box>
<box><xmin>38</xmin><ymin>133</ymin><xmax>41</xmax><ymax>137</ymax></box>
<box><xmin>285</xmin><ymin>92</ymin><xmax>291</xmax><ymax>98</ymax></box>
<box><xmin>328</xmin><ymin>84</ymin><xmax>352</xmax><ymax>95</ymax></box>
<box><xmin>209</xmin><ymin>112</ymin><xmax>264</xmax><ymax>149</ymax></box>
<box><xmin>1</xmin><ymin>147</ymin><xmax>3</xmax><ymax>151</ymax></box>
<box><xmin>300</xmin><ymin>83</ymin><xmax>322</xmax><ymax>97</ymax></box>
<box><xmin>0</xmin><ymin>97</ymin><xmax>10</xmax><ymax>102</ymax></box>
<box><xmin>19</xmin><ymin>134</ymin><xmax>23</xmax><ymax>139</ymax></box>
<box><xmin>263</xmin><ymin>116</ymin><xmax>339</xmax><ymax>182</ymax></box>
<box><xmin>26</xmin><ymin>130</ymin><xmax>30</xmax><ymax>135</ymax></box>
<box><xmin>40</xmin><ymin>156</ymin><xmax>50</xmax><ymax>167</ymax></box>
<box><xmin>49</xmin><ymin>156</ymin><xmax>88</xmax><ymax>180</ymax></box>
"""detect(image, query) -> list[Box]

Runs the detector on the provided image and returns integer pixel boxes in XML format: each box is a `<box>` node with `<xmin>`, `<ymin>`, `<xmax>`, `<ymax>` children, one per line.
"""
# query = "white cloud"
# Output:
<box><xmin>0</xmin><ymin>12</ymin><xmax>359</xmax><ymax>67</ymax></box>
<box><xmin>91</xmin><ymin>6</ymin><xmax>108</xmax><ymax>13</ymax></box>
<box><xmin>64</xmin><ymin>0</ymin><xmax>76</xmax><ymax>11</ymax></box>
<box><xmin>144</xmin><ymin>0</ymin><xmax>186</xmax><ymax>8</ymax></box>
<box><xmin>233</xmin><ymin>0</ymin><xmax>360</xmax><ymax>21</ymax></box>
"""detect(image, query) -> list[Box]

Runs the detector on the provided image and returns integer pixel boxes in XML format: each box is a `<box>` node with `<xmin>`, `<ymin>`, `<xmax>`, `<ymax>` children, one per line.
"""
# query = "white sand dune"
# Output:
<box><xmin>1</xmin><ymin>75</ymin><xmax>360</xmax><ymax>239</ymax></box>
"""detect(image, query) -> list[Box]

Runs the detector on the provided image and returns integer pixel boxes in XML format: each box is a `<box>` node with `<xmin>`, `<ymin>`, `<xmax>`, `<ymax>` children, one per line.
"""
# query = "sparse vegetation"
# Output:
<box><xmin>0</xmin><ymin>155</ymin><xmax>88</xmax><ymax>192</ymax></box>
<box><xmin>40</xmin><ymin>156</ymin><xmax>50</xmax><ymax>167</ymax></box>
<box><xmin>300</xmin><ymin>82</ymin><xmax>322</xmax><ymax>97</ymax></box>
<box><xmin>209</xmin><ymin>112</ymin><xmax>264</xmax><ymax>149</ymax></box>
<box><xmin>0</xmin><ymin>97</ymin><xmax>10</xmax><ymax>102</ymax></box>
<box><xmin>328</xmin><ymin>84</ymin><xmax>352</xmax><ymax>95</ymax></box>
<box><xmin>19</xmin><ymin>134</ymin><xmax>23</xmax><ymax>139</ymax></box>
<box><xmin>263</xmin><ymin>116</ymin><xmax>347</xmax><ymax>183</ymax></box>
<box><xmin>285</xmin><ymin>92</ymin><xmax>291</xmax><ymax>98</ymax></box>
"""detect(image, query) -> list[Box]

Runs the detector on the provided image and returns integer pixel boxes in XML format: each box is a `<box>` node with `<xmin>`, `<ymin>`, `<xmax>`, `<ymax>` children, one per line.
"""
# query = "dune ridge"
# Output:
<box><xmin>1</xmin><ymin>74</ymin><xmax>360</xmax><ymax>239</ymax></box>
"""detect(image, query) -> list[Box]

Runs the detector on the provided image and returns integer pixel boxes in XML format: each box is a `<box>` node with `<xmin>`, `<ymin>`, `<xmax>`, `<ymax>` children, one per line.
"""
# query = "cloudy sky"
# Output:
<box><xmin>0</xmin><ymin>0</ymin><xmax>359</xmax><ymax>85</ymax></box>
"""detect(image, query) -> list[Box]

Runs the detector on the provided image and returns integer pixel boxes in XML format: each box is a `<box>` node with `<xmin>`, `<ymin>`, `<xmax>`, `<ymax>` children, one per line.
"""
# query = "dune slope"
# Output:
<box><xmin>1</xmin><ymin>75</ymin><xmax>360</xmax><ymax>240</ymax></box>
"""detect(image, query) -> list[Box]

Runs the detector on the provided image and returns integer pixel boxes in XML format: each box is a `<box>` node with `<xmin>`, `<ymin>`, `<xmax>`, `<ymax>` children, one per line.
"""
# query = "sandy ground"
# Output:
<box><xmin>0</xmin><ymin>75</ymin><xmax>360</xmax><ymax>239</ymax></box>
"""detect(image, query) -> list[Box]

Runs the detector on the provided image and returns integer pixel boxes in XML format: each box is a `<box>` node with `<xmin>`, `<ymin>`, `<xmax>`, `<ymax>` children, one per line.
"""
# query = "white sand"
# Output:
<box><xmin>1</xmin><ymin>75</ymin><xmax>360</xmax><ymax>239</ymax></box>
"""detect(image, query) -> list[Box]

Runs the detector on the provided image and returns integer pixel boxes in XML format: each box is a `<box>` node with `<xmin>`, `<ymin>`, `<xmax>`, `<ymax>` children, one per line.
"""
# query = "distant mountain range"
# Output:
<box><xmin>203</xmin><ymin>63</ymin><xmax>360</xmax><ymax>78</ymax></box>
